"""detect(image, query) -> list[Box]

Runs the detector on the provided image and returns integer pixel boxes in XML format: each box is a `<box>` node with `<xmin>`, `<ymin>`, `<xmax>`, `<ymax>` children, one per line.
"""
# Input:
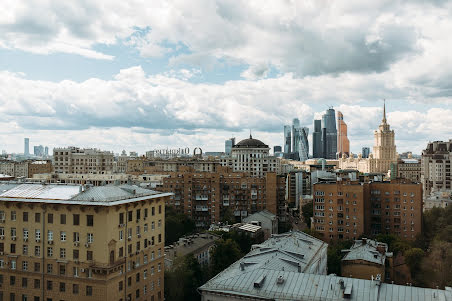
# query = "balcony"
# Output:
<box><xmin>195</xmin><ymin>195</ymin><xmax>209</xmax><ymax>201</ymax></box>
<box><xmin>195</xmin><ymin>206</ymin><xmax>209</xmax><ymax>212</ymax></box>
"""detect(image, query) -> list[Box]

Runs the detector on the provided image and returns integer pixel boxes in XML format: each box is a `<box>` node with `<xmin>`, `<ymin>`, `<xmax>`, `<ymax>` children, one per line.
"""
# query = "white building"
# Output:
<box><xmin>242</xmin><ymin>210</ymin><xmax>278</xmax><ymax>239</ymax></box>
<box><xmin>220</xmin><ymin>135</ymin><xmax>281</xmax><ymax>177</ymax></box>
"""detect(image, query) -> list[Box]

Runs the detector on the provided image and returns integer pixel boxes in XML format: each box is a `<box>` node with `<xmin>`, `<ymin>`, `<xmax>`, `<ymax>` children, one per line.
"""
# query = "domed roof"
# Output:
<box><xmin>234</xmin><ymin>135</ymin><xmax>269</xmax><ymax>148</ymax></box>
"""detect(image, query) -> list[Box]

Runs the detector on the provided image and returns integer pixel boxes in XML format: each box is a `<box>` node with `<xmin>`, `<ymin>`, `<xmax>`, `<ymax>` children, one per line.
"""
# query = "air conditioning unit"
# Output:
<box><xmin>85</xmin><ymin>243</ymin><xmax>90</xmax><ymax>248</ymax></box>
<box><xmin>11</xmin><ymin>237</ymin><xmax>16</xmax><ymax>241</ymax></box>
<box><xmin>0</xmin><ymin>252</ymin><xmax>4</xmax><ymax>255</ymax></box>
<box><xmin>48</xmin><ymin>240</ymin><xmax>53</xmax><ymax>245</ymax></box>
<box><xmin>128</xmin><ymin>237</ymin><xmax>131</xmax><ymax>241</ymax></box>
<box><xmin>137</xmin><ymin>234</ymin><xmax>141</xmax><ymax>238</ymax></box>
<box><xmin>0</xmin><ymin>236</ymin><xmax>4</xmax><ymax>240</ymax></box>
<box><xmin>36</xmin><ymin>239</ymin><xmax>41</xmax><ymax>242</ymax></box>
<box><xmin>80</xmin><ymin>268</ymin><xmax>85</xmax><ymax>273</ymax></box>
<box><xmin>24</xmin><ymin>238</ymin><xmax>28</xmax><ymax>242</ymax></box>
<box><xmin>74</xmin><ymin>260</ymin><xmax>80</xmax><ymax>264</ymax></box>
<box><xmin>74</xmin><ymin>242</ymin><xmax>80</xmax><ymax>247</ymax></box>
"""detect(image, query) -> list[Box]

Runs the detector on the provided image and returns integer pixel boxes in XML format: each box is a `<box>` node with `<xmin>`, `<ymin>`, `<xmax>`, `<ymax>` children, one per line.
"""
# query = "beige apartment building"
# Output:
<box><xmin>160</xmin><ymin>166</ymin><xmax>285</xmax><ymax>227</ymax></box>
<box><xmin>421</xmin><ymin>140</ymin><xmax>452</xmax><ymax>197</ymax></box>
<box><xmin>312</xmin><ymin>178</ymin><xmax>422</xmax><ymax>241</ymax></box>
<box><xmin>53</xmin><ymin>147</ymin><xmax>114</xmax><ymax>174</ymax></box>
<box><xmin>0</xmin><ymin>182</ymin><xmax>169</xmax><ymax>301</ymax></box>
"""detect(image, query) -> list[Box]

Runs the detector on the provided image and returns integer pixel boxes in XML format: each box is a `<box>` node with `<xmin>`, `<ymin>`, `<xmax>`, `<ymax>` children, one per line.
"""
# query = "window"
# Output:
<box><xmin>136</xmin><ymin>209</ymin><xmax>141</xmax><ymax>221</ymax></box>
<box><xmin>21</xmin><ymin>277</ymin><xmax>27</xmax><ymax>288</ymax></box>
<box><xmin>86</xmin><ymin>215</ymin><xmax>93</xmax><ymax>227</ymax></box>
<box><xmin>119</xmin><ymin>247</ymin><xmax>123</xmax><ymax>257</ymax></box>
<box><xmin>35</xmin><ymin>213</ymin><xmax>41</xmax><ymax>223</ymax></box>
<box><xmin>11</xmin><ymin>227</ymin><xmax>16</xmax><ymax>238</ymax></box>
<box><xmin>23</xmin><ymin>212</ymin><xmax>28</xmax><ymax>222</ymax></box>
<box><xmin>136</xmin><ymin>273</ymin><xmax>140</xmax><ymax>282</ymax></box>
<box><xmin>127</xmin><ymin>277</ymin><xmax>132</xmax><ymax>287</ymax></box>
<box><xmin>23</xmin><ymin>228</ymin><xmax>29</xmax><ymax>239</ymax></box>
<box><xmin>119</xmin><ymin>281</ymin><xmax>123</xmax><ymax>291</ymax></box>
<box><xmin>151</xmin><ymin>207</ymin><xmax>155</xmax><ymax>216</ymax></box>
<box><xmin>0</xmin><ymin>211</ymin><xmax>4</xmax><ymax>221</ymax></box>
<box><xmin>47</xmin><ymin>280</ymin><xmax>52</xmax><ymax>290</ymax></box>
<box><xmin>86</xmin><ymin>286</ymin><xmax>93</xmax><ymax>296</ymax></box>
<box><xmin>119</xmin><ymin>212</ymin><xmax>124</xmax><ymax>224</ymax></box>
<box><xmin>144</xmin><ymin>269</ymin><xmax>147</xmax><ymax>279</ymax></box>
<box><xmin>158</xmin><ymin>234</ymin><xmax>161</xmax><ymax>243</ymax></box>
<box><xmin>34</xmin><ymin>262</ymin><xmax>40</xmax><ymax>272</ymax></box>
<box><xmin>22</xmin><ymin>261</ymin><xmax>28</xmax><ymax>271</ymax></box>
<box><xmin>73</xmin><ymin>214</ymin><xmax>80</xmax><ymax>225</ymax></box>
<box><xmin>47</xmin><ymin>247</ymin><xmax>53</xmax><ymax>257</ymax></box>
<box><xmin>47</xmin><ymin>231</ymin><xmax>53</xmax><ymax>241</ymax></box>
<box><xmin>73</xmin><ymin>232</ymin><xmax>80</xmax><ymax>242</ymax></box>
<box><xmin>47</xmin><ymin>264</ymin><xmax>53</xmax><ymax>274</ymax></box>
<box><xmin>10</xmin><ymin>275</ymin><xmax>16</xmax><ymax>285</ymax></box>
<box><xmin>11</xmin><ymin>211</ymin><xmax>16</xmax><ymax>221</ymax></box>
<box><xmin>35</xmin><ymin>229</ymin><xmax>41</xmax><ymax>240</ymax></box>
<box><xmin>119</xmin><ymin>230</ymin><xmax>123</xmax><ymax>241</ymax></box>
<box><xmin>59</xmin><ymin>264</ymin><xmax>66</xmax><ymax>276</ymax></box>
<box><xmin>144</xmin><ymin>224</ymin><xmax>148</xmax><ymax>232</ymax></box>
<box><xmin>159</xmin><ymin>205</ymin><xmax>162</xmax><ymax>214</ymax></box>
<box><xmin>144</xmin><ymin>255</ymin><xmax>148</xmax><ymax>264</ymax></box>
<box><xmin>151</xmin><ymin>221</ymin><xmax>155</xmax><ymax>230</ymax></box>
<box><xmin>128</xmin><ymin>228</ymin><xmax>132</xmax><ymax>239</ymax></box>
<box><xmin>60</xmin><ymin>214</ymin><xmax>66</xmax><ymax>225</ymax></box>
<box><xmin>87</xmin><ymin>233</ymin><xmax>93</xmax><ymax>243</ymax></box>
<box><xmin>73</xmin><ymin>249</ymin><xmax>79</xmax><ymax>259</ymax></box>
<box><xmin>11</xmin><ymin>244</ymin><xmax>16</xmax><ymax>253</ymax></box>
<box><xmin>73</xmin><ymin>284</ymin><xmax>79</xmax><ymax>294</ymax></box>
<box><xmin>47</xmin><ymin>213</ymin><xmax>53</xmax><ymax>224</ymax></box>
<box><xmin>60</xmin><ymin>248</ymin><xmax>66</xmax><ymax>259</ymax></box>
<box><xmin>34</xmin><ymin>279</ymin><xmax>40</xmax><ymax>289</ymax></box>
<box><xmin>59</xmin><ymin>282</ymin><xmax>65</xmax><ymax>292</ymax></box>
<box><xmin>144</xmin><ymin>208</ymin><xmax>148</xmax><ymax>218</ymax></box>
<box><xmin>60</xmin><ymin>231</ymin><xmax>66</xmax><ymax>241</ymax></box>
<box><xmin>158</xmin><ymin>220</ymin><xmax>162</xmax><ymax>228</ymax></box>
<box><xmin>87</xmin><ymin>251</ymin><xmax>93</xmax><ymax>261</ymax></box>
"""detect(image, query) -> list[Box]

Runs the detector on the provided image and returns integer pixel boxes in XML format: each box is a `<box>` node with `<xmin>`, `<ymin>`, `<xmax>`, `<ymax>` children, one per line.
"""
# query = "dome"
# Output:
<box><xmin>234</xmin><ymin>135</ymin><xmax>269</xmax><ymax>148</ymax></box>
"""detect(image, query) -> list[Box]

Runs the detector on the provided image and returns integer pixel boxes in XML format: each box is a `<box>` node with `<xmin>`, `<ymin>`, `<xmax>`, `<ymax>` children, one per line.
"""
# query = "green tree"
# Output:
<box><xmin>220</xmin><ymin>207</ymin><xmax>235</xmax><ymax>225</ymax></box>
<box><xmin>404</xmin><ymin>248</ymin><xmax>425</xmax><ymax>277</ymax></box>
<box><xmin>165</xmin><ymin>206</ymin><xmax>196</xmax><ymax>245</ymax></box>
<box><xmin>210</xmin><ymin>239</ymin><xmax>242</xmax><ymax>276</ymax></box>
<box><xmin>164</xmin><ymin>255</ymin><xmax>204</xmax><ymax>301</ymax></box>
<box><xmin>327</xmin><ymin>240</ymin><xmax>354</xmax><ymax>276</ymax></box>
<box><xmin>302</xmin><ymin>202</ymin><xmax>313</xmax><ymax>228</ymax></box>
<box><xmin>419</xmin><ymin>240</ymin><xmax>452</xmax><ymax>288</ymax></box>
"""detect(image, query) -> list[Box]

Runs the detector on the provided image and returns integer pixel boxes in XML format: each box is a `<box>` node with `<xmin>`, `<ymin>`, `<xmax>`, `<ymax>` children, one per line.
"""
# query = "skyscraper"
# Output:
<box><xmin>321</xmin><ymin>108</ymin><xmax>337</xmax><ymax>159</ymax></box>
<box><xmin>284</xmin><ymin>125</ymin><xmax>291</xmax><ymax>154</ymax></box>
<box><xmin>298</xmin><ymin>127</ymin><xmax>309</xmax><ymax>161</ymax></box>
<box><xmin>312</xmin><ymin>119</ymin><xmax>322</xmax><ymax>158</ymax></box>
<box><xmin>225</xmin><ymin>137</ymin><xmax>236</xmax><ymax>155</ymax></box>
<box><xmin>362</xmin><ymin>147</ymin><xmax>370</xmax><ymax>158</ymax></box>
<box><xmin>291</xmin><ymin>118</ymin><xmax>301</xmax><ymax>153</ymax></box>
<box><xmin>337</xmin><ymin>111</ymin><xmax>350</xmax><ymax>158</ymax></box>
<box><xmin>24</xmin><ymin>137</ymin><xmax>29</xmax><ymax>156</ymax></box>
<box><xmin>45</xmin><ymin>146</ymin><xmax>49</xmax><ymax>156</ymax></box>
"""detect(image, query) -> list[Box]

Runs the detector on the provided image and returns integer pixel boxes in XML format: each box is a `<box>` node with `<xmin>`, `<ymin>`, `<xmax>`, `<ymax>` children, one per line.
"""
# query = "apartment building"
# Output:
<box><xmin>53</xmin><ymin>147</ymin><xmax>114</xmax><ymax>174</ymax></box>
<box><xmin>160</xmin><ymin>166</ymin><xmax>285</xmax><ymax>228</ymax></box>
<box><xmin>124</xmin><ymin>158</ymin><xmax>220</xmax><ymax>175</ymax></box>
<box><xmin>28</xmin><ymin>160</ymin><xmax>53</xmax><ymax>178</ymax></box>
<box><xmin>421</xmin><ymin>140</ymin><xmax>452</xmax><ymax>197</ymax></box>
<box><xmin>390</xmin><ymin>158</ymin><xmax>421</xmax><ymax>182</ymax></box>
<box><xmin>30</xmin><ymin>172</ymin><xmax>132</xmax><ymax>186</ymax></box>
<box><xmin>312</xmin><ymin>179</ymin><xmax>422</xmax><ymax>241</ymax></box>
<box><xmin>0</xmin><ymin>182</ymin><xmax>170</xmax><ymax>301</ymax></box>
<box><xmin>0</xmin><ymin>160</ymin><xmax>29</xmax><ymax>178</ymax></box>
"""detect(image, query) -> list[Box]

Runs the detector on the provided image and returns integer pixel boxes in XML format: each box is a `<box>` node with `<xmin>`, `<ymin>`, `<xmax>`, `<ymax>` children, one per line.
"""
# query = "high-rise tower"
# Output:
<box><xmin>337</xmin><ymin>111</ymin><xmax>350</xmax><ymax>158</ymax></box>
<box><xmin>284</xmin><ymin>125</ymin><xmax>291</xmax><ymax>154</ymax></box>
<box><xmin>321</xmin><ymin>108</ymin><xmax>337</xmax><ymax>159</ymax></box>
<box><xmin>24</xmin><ymin>137</ymin><xmax>29</xmax><ymax>156</ymax></box>
<box><xmin>372</xmin><ymin>100</ymin><xmax>397</xmax><ymax>172</ymax></box>
<box><xmin>312</xmin><ymin>120</ymin><xmax>322</xmax><ymax>158</ymax></box>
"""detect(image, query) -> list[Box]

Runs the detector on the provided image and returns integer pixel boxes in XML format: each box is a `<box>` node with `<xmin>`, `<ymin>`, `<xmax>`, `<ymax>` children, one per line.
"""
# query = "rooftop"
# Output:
<box><xmin>243</xmin><ymin>210</ymin><xmax>277</xmax><ymax>223</ymax></box>
<box><xmin>342</xmin><ymin>239</ymin><xmax>390</xmax><ymax>265</ymax></box>
<box><xmin>165</xmin><ymin>233</ymin><xmax>220</xmax><ymax>261</ymax></box>
<box><xmin>234</xmin><ymin>135</ymin><xmax>269</xmax><ymax>149</ymax></box>
<box><xmin>0</xmin><ymin>182</ymin><xmax>171</xmax><ymax>206</ymax></box>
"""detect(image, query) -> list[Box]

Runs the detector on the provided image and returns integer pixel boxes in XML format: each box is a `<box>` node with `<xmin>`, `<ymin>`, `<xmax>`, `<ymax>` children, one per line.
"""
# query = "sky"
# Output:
<box><xmin>0</xmin><ymin>0</ymin><xmax>451</xmax><ymax>155</ymax></box>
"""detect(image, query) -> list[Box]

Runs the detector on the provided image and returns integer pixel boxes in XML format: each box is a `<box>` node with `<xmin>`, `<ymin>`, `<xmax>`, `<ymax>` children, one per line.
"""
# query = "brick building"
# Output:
<box><xmin>53</xmin><ymin>147</ymin><xmax>114</xmax><ymax>174</ymax></box>
<box><xmin>312</xmin><ymin>179</ymin><xmax>422</xmax><ymax>241</ymax></box>
<box><xmin>160</xmin><ymin>166</ymin><xmax>285</xmax><ymax>228</ymax></box>
<box><xmin>0</xmin><ymin>182</ymin><xmax>169</xmax><ymax>301</ymax></box>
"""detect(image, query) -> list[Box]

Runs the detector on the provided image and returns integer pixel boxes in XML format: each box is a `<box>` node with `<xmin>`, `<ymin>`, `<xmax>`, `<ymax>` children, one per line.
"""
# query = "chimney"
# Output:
<box><xmin>362</xmin><ymin>238</ymin><xmax>367</xmax><ymax>245</ymax></box>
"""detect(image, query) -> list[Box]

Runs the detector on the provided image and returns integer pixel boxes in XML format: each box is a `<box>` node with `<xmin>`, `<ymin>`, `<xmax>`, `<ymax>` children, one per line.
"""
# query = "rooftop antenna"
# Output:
<box><xmin>382</xmin><ymin>99</ymin><xmax>387</xmax><ymax>123</ymax></box>
<box><xmin>249</xmin><ymin>129</ymin><xmax>252</xmax><ymax>139</ymax></box>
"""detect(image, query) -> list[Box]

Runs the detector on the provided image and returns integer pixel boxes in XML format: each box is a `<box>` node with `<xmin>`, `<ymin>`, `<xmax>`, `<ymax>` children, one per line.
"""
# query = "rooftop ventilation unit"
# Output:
<box><xmin>254</xmin><ymin>275</ymin><xmax>266</xmax><ymax>288</ymax></box>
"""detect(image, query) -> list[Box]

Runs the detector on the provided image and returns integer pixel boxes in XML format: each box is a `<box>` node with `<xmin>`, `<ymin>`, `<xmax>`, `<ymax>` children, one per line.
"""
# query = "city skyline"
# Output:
<box><xmin>1</xmin><ymin>2</ymin><xmax>452</xmax><ymax>155</ymax></box>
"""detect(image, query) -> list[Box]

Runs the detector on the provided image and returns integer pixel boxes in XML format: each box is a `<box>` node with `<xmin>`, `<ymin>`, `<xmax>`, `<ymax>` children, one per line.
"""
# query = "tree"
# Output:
<box><xmin>419</xmin><ymin>240</ymin><xmax>452</xmax><ymax>288</ymax></box>
<box><xmin>220</xmin><ymin>207</ymin><xmax>235</xmax><ymax>225</ymax></box>
<box><xmin>302</xmin><ymin>202</ymin><xmax>313</xmax><ymax>228</ymax></box>
<box><xmin>404</xmin><ymin>248</ymin><xmax>425</xmax><ymax>277</ymax></box>
<box><xmin>165</xmin><ymin>206</ymin><xmax>196</xmax><ymax>245</ymax></box>
<box><xmin>210</xmin><ymin>239</ymin><xmax>242</xmax><ymax>276</ymax></box>
<box><xmin>327</xmin><ymin>240</ymin><xmax>353</xmax><ymax>276</ymax></box>
<box><xmin>164</xmin><ymin>255</ymin><xmax>204</xmax><ymax>301</ymax></box>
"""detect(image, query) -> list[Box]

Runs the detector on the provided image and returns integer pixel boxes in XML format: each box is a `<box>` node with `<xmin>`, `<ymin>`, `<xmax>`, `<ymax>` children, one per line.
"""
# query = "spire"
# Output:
<box><xmin>382</xmin><ymin>99</ymin><xmax>387</xmax><ymax>124</ymax></box>
<box><xmin>249</xmin><ymin>129</ymin><xmax>252</xmax><ymax>139</ymax></box>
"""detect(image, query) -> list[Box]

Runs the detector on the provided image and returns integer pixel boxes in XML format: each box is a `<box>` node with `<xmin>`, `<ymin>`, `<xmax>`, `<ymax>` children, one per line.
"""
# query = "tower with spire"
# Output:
<box><xmin>372</xmin><ymin>100</ymin><xmax>397</xmax><ymax>171</ymax></box>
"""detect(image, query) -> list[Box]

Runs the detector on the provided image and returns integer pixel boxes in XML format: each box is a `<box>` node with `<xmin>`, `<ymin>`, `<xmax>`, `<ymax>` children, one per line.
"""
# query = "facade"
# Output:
<box><xmin>337</xmin><ymin>111</ymin><xmax>350</xmax><ymax>158</ymax></box>
<box><xmin>421</xmin><ymin>140</ymin><xmax>452</xmax><ymax>198</ymax></box>
<box><xmin>53</xmin><ymin>147</ymin><xmax>114</xmax><ymax>174</ymax></box>
<box><xmin>0</xmin><ymin>182</ymin><xmax>169</xmax><ymax>301</ymax></box>
<box><xmin>312</xmin><ymin>179</ymin><xmax>422</xmax><ymax>241</ymax></box>
<box><xmin>28</xmin><ymin>160</ymin><xmax>53</xmax><ymax>178</ymax></box>
<box><xmin>390</xmin><ymin>158</ymin><xmax>421</xmax><ymax>182</ymax></box>
<box><xmin>225</xmin><ymin>137</ymin><xmax>235</xmax><ymax>156</ymax></box>
<box><xmin>424</xmin><ymin>190</ymin><xmax>452</xmax><ymax>211</ymax></box>
<box><xmin>24</xmin><ymin>138</ymin><xmax>29</xmax><ymax>156</ymax></box>
<box><xmin>34</xmin><ymin>145</ymin><xmax>45</xmax><ymax>157</ymax></box>
<box><xmin>160</xmin><ymin>166</ymin><xmax>285</xmax><ymax>228</ymax></box>
<box><xmin>242</xmin><ymin>210</ymin><xmax>278</xmax><ymax>239</ymax></box>
<box><xmin>283</xmin><ymin>125</ymin><xmax>291</xmax><ymax>154</ymax></box>
<box><xmin>220</xmin><ymin>136</ymin><xmax>281</xmax><ymax>177</ymax></box>
<box><xmin>321</xmin><ymin>108</ymin><xmax>338</xmax><ymax>159</ymax></box>
<box><xmin>312</xmin><ymin>119</ymin><xmax>322</xmax><ymax>158</ymax></box>
<box><xmin>339</xmin><ymin>103</ymin><xmax>398</xmax><ymax>174</ymax></box>
<box><xmin>285</xmin><ymin>170</ymin><xmax>311</xmax><ymax>209</ymax></box>
<box><xmin>31</xmin><ymin>172</ymin><xmax>132</xmax><ymax>186</ymax></box>
<box><xmin>0</xmin><ymin>160</ymin><xmax>30</xmax><ymax>178</ymax></box>
<box><xmin>164</xmin><ymin>233</ymin><xmax>220</xmax><ymax>270</ymax></box>
<box><xmin>341</xmin><ymin>238</ymin><xmax>391</xmax><ymax>281</ymax></box>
